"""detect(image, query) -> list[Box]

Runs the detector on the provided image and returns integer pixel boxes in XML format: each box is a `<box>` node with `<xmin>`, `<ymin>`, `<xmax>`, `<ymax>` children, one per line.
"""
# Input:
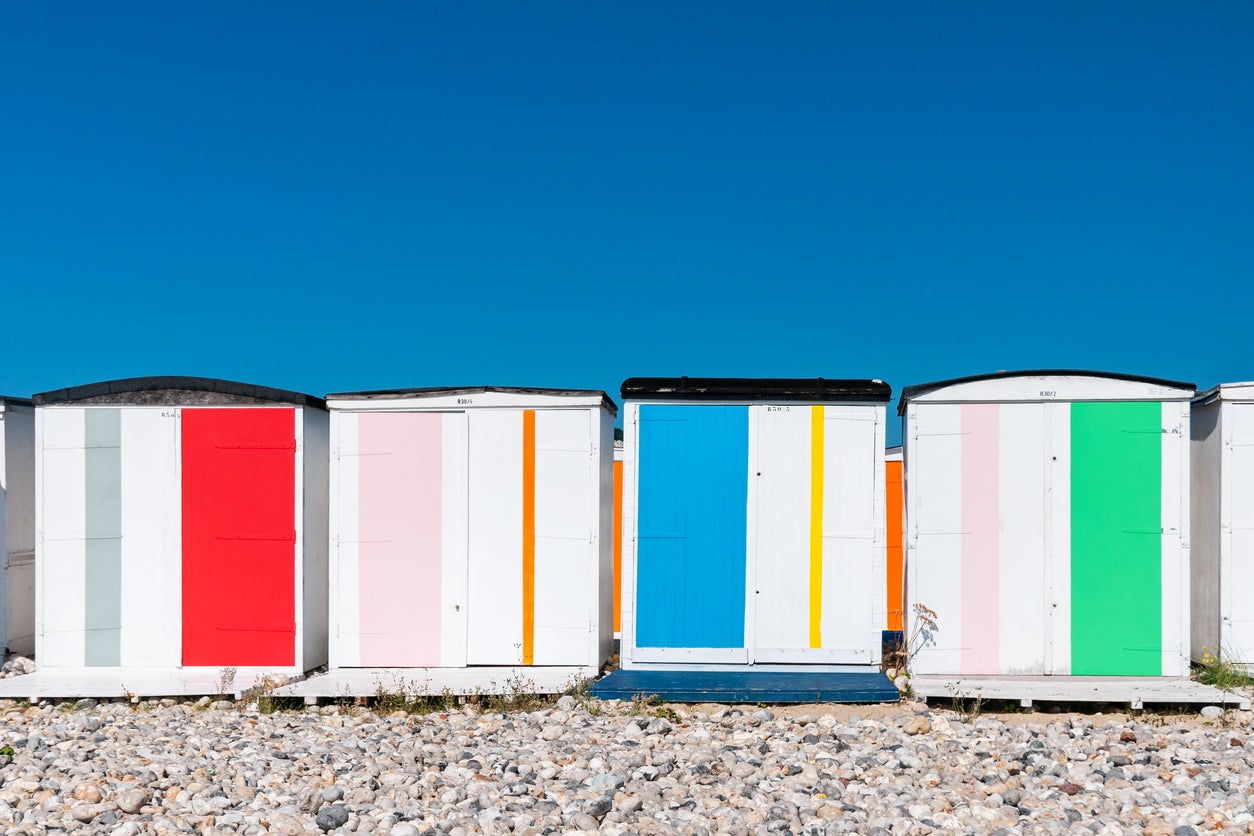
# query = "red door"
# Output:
<box><xmin>182</xmin><ymin>408</ymin><xmax>297</xmax><ymax>666</ymax></box>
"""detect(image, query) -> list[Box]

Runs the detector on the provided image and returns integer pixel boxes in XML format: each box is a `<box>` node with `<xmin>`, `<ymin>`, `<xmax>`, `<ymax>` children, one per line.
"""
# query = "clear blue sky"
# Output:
<box><xmin>3</xmin><ymin>4</ymin><xmax>1251</xmax><ymax>444</ymax></box>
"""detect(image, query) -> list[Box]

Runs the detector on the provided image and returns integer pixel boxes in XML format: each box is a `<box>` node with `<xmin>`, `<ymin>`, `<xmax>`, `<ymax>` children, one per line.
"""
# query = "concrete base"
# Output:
<box><xmin>273</xmin><ymin>666</ymin><xmax>597</xmax><ymax>704</ymax></box>
<box><xmin>911</xmin><ymin>675</ymin><xmax>1251</xmax><ymax>710</ymax></box>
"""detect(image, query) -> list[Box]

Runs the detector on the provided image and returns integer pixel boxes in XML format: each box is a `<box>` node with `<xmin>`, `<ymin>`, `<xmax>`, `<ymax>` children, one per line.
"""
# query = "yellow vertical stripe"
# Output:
<box><xmin>522</xmin><ymin>410</ymin><xmax>536</xmax><ymax>665</ymax></box>
<box><xmin>810</xmin><ymin>404</ymin><xmax>824</xmax><ymax>648</ymax></box>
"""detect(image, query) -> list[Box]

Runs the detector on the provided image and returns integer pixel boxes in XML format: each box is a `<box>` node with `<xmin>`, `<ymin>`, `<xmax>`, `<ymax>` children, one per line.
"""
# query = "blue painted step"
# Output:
<box><xmin>588</xmin><ymin>669</ymin><xmax>899</xmax><ymax>704</ymax></box>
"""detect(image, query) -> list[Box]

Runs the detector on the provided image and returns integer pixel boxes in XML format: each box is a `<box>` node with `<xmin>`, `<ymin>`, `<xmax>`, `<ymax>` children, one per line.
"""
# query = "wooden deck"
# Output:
<box><xmin>273</xmin><ymin>666</ymin><xmax>598</xmax><ymax>704</ymax></box>
<box><xmin>0</xmin><ymin>667</ymin><xmax>299</xmax><ymax>700</ymax></box>
<box><xmin>588</xmin><ymin>669</ymin><xmax>899</xmax><ymax>703</ymax></box>
<box><xmin>911</xmin><ymin>675</ymin><xmax>1251</xmax><ymax>710</ymax></box>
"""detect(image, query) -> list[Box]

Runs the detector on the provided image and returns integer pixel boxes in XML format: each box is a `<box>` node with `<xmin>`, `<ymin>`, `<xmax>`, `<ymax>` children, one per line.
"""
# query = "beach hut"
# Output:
<box><xmin>0</xmin><ymin>397</ymin><xmax>35</xmax><ymax>657</ymax></box>
<box><xmin>884</xmin><ymin>445</ymin><xmax>904</xmax><ymax>655</ymax></box>
<box><xmin>1191</xmin><ymin>382</ymin><xmax>1254</xmax><ymax>668</ymax></box>
<box><xmin>6</xmin><ymin>377</ymin><xmax>329</xmax><ymax>698</ymax></box>
<box><xmin>901</xmin><ymin>371</ymin><xmax>1196</xmax><ymax>686</ymax></box>
<box><xmin>279</xmin><ymin>386</ymin><xmax>615</xmax><ymax>700</ymax></box>
<box><xmin>592</xmin><ymin>377</ymin><xmax>899</xmax><ymax>703</ymax></box>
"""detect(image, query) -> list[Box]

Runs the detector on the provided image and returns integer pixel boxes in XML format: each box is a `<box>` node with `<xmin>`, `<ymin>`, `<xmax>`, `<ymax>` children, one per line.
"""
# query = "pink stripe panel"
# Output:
<box><xmin>960</xmin><ymin>403</ymin><xmax>1000</xmax><ymax>674</ymax></box>
<box><xmin>358</xmin><ymin>412</ymin><xmax>443</xmax><ymax>666</ymax></box>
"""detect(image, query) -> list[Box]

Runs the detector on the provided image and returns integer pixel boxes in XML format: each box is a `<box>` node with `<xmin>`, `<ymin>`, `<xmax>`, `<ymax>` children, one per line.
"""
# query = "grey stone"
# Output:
<box><xmin>581</xmin><ymin>796</ymin><xmax>613</xmax><ymax>822</ymax></box>
<box><xmin>1200</xmin><ymin>706</ymin><xmax>1224</xmax><ymax>718</ymax></box>
<box><xmin>322</xmin><ymin>786</ymin><xmax>345</xmax><ymax>803</ymax></box>
<box><xmin>588</xmin><ymin>773</ymin><xmax>625</xmax><ymax>791</ymax></box>
<box><xmin>316</xmin><ymin>804</ymin><xmax>351</xmax><ymax>832</ymax></box>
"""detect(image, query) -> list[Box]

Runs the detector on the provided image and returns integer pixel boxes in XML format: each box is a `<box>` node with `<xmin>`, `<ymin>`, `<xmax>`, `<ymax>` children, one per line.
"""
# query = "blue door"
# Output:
<box><xmin>635</xmin><ymin>405</ymin><xmax>749</xmax><ymax>657</ymax></box>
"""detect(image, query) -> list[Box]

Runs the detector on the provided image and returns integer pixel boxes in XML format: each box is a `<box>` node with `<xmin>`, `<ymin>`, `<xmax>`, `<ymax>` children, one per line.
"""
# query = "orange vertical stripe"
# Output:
<box><xmin>613</xmin><ymin>460</ymin><xmax>623</xmax><ymax>634</ymax></box>
<box><xmin>886</xmin><ymin>460</ymin><xmax>904</xmax><ymax>631</ymax></box>
<box><xmin>522</xmin><ymin>410</ymin><xmax>536</xmax><ymax>665</ymax></box>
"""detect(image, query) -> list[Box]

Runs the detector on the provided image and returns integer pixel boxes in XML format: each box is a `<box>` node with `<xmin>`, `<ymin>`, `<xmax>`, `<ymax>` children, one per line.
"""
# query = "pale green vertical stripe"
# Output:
<box><xmin>1070</xmin><ymin>401</ymin><xmax>1162</xmax><ymax>676</ymax></box>
<box><xmin>84</xmin><ymin>409</ymin><xmax>122</xmax><ymax>666</ymax></box>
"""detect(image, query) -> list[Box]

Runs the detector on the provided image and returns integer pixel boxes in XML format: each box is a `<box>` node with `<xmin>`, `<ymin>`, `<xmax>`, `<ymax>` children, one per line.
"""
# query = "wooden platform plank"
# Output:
<box><xmin>0</xmin><ymin>667</ymin><xmax>298</xmax><ymax>700</ymax></box>
<box><xmin>911</xmin><ymin>675</ymin><xmax>1251</xmax><ymax>710</ymax></box>
<box><xmin>273</xmin><ymin>666</ymin><xmax>598</xmax><ymax>700</ymax></box>
<box><xmin>588</xmin><ymin>670</ymin><xmax>899</xmax><ymax>704</ymax></box>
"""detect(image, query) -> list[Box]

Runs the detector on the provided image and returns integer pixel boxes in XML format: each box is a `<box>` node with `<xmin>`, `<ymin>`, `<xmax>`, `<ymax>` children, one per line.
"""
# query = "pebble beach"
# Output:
<box><xmin>2</xmin><ymin>683</ymin><xmax>1253</xmax><ymax>836</ymax></box>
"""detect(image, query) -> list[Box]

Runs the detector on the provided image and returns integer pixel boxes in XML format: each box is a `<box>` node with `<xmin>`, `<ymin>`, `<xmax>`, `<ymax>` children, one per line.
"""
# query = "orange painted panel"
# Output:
<box><xmin>522</xmin><ymin>410</ymin><xmax>536</xmax><ymax>665</ymax></box>
<box><xmin>886</xmin><ymin>460</ymin><xmax>904</xmax><ymax>631</ymax></box>
<box><xmin>613</xmin><ymin>459</ymin><xmax>623</xmax><ymax>633</ymax></box>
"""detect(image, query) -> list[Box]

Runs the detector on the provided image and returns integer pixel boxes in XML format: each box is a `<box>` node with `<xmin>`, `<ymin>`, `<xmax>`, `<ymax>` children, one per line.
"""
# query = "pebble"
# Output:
<box><xmin>315</xmin><ymin>803</ymin><xmax>350</xmax><ymax>831</ymax></box>
<box><xmin>0</xmin><ymin>688</ymin><xmax>1245</xmax><ymax>834</ymax></box>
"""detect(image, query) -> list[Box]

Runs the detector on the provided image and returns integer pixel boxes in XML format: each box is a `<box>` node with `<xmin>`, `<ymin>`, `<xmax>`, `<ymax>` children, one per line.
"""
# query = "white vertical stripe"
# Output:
<box><xmin>466</xmin><ymin>410</ymin><xmax>522</xmax><ymax>664</ymax></box>
<box><xmin>1046</xmin><ymin>402</ymin><xmax>1072</xmax><ymax>675</ymax></box>
<box><xmin>532</xmin><ymin>409</ymin><xmax>595</xmax><ymax>665</ymax></box>
<box><xmin>441</xmin><ymin>411</ymin><xmax>469</xmax><ymax>667</ymax></box>
<box><xmin>38</xmin><ymin>408</ymin><xmax>87</xmax><ymax>668</ymax></box>
<box><xmin>821</xmin><ymin>407</ymin><xmax>876</xmax><ymax>660</ymax></box>
<box><xmin>620</xmin><ymin>403</ymin><xmax>641</xmax><ymax>665</ymax></box>
<box><xmin>908</xmin><ymin>404</ymin><xmax>964</xmax><ymax>675</ymax></box>
<box><xmin>330</xmin><ymin>411</ymin><xmax>360</xmax><ymax>668</ymax></box>
<box><xmin>290</xmin><ymin>407</ymin><xmax>305</xmax><ymax>670</ymax></box>
<box><xmin>997</xmin><ymin>404</ymin><xmax>1047</xmax><ymax>674</ymax></box>
<box><xmin>748</xmin><ymin>405</ymin><xmax>811</xmax><ymax>653</ymax></box>
<box><xmin>119</xmin><ymin>408</ymin><xmax>181</xmax><ymax>667</ymax></box>
<box><xmin>1161</xmin><ymin>400</ymin><xmax>1188</xmax><ymax>676</ymax></box>
<box><xmin>869</xmin><ymin>405</ymin><xmax>887</xmax><ymax>662</ymax></box>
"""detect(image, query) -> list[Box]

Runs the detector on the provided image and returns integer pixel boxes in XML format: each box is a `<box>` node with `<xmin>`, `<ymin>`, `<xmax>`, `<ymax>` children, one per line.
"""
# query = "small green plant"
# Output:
<box><xmin>887</xmin><ymin>603</ymin><xmax>939</xmax><ymax>675</ymax></box>
<box><xmin>0</xmin><ymin>745</ymin><xmax>14</xmax><ymax>757</ymax></box>
<box><xmin>1194</xmin><ymin>646</ymin><xmax>1254</xmax><ymax>692</ymax></box>
<box><xmin>945</xmin><ymin>682</ymin><xmax>983</xmax><ymax>722</ymax></box>
<box><xmin>627</xmin><ymin>692</ymin><xmax>678</xmax><ymax>720</ymax></box>
<box><xmin>240</xmin><ymin>675</ymin><xmax>291</xmax><ymax>714</ymax></box>
<box><xmin>215</xmin><ymin>667</ymin><xmax>238</xmax><ymax>699</ymax></box>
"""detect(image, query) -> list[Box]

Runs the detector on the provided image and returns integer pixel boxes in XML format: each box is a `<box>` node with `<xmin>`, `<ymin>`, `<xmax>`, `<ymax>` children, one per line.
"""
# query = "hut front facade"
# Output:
<box><xmin>1191</xmin><ymin>382</ymin><xmax>1254</xmax><ymax>667</ymax></box>
<box><xmin>618</xmin><ymin>378</ymin><xmax>892</xmax><ymax>669</ymax></box>
<box><xmin>323</xmin><ymin>387</ymin><xmax>615</xmax><ymax>687</ymax></box>
<box><xmin>901</xmin><ymin>371</ymin><xmax>1195</xmax><ymax>678</ymax></box>
<box><xmin>28</xmin><ymin>378</ymin><xmax>328</xmax><ymax>690</ymax></box>
<box><xmin>1</xmin><ymin>397</ymin><xmax>35</xmax><ymax>657</ymax></box>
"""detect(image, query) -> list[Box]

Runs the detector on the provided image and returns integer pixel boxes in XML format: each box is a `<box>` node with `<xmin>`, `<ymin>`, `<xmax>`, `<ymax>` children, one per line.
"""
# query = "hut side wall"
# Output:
<box><xmin>302</xmin><ymin>407</ymin><xmax>330</xmax><ymax>671</ymax></box>
<box><xmin>1190</xmin><ymin>400</ymin><xmax>1222</xmax><ymax>663</ymax></box>
<box><xmin>3</xmin><ymin>406</ymin><xmax>36</xmax><ymax>656</ymax></box>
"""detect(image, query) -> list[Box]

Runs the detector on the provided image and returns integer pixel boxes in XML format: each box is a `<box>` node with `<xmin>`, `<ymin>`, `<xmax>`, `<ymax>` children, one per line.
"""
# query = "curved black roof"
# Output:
<box><xmin>897</xmin><ymin>369</ymin><xmax>1196</xmax><ymax>415</ymax></box>
<box><xmin>622</xmin><ymin>377</ymin><xmax>891</xmax><ymax>403</ymax></box>
<box><xmin>0</xmin><ymin>396</ymin><xmax>33</xmax><ymax>408</ymax></box>
<box><xmin>34</xmin><ymin>377</ymin><xmax>326</xmax><ymax>409</ymax></box>
<box><xmin>327</xmin><ymin>385</ymin><xmax>617</xmax><ymax>415</ymax></box>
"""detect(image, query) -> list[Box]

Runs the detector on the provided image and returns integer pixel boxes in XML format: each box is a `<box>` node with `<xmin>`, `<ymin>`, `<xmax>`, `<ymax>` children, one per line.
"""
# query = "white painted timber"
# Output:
<box><xmin>466</xmin><ymin>409</ymin><xmax>524</xmax><ymax>665</ymax></box>
<box><xmin>0</xmin><ymin>667</ymin><xmax>299</xmax><ymax>700</ymax></box>
<box><xmin>907</xmin><ymin>375</ymin><xmax>1193</xmax><ymax>405</ymax></box>
<box><xmin>912</xmin><ymin>674</ymin><xmax>1250</xmax><ymax>710</ymax></box>
<box><xmin>907</xmin><ymin>404</ymin><xmax>963</xmax><ymax>674</ymax></box>
<box><xmin>273</xmin><ymin>666</ymin><xmax>599</xmax><ymax>701</ymax></box>
<box><xmin>118</xmin><ymin>408</ymin><xmax>180</xmax><ymax>667</ymax></box>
